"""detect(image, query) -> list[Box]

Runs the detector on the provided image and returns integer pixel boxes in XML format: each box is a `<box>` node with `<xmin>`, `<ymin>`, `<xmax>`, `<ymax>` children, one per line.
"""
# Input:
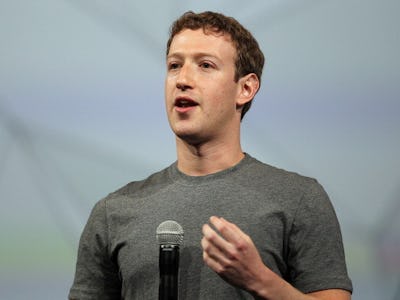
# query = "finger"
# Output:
<box><xmin>201</xmin><ymin>235</ymin><xmax>231</xmax><ymax>269</ymax></box>
<box><xmin>209</xmin><ymin>216</ymin><xmax>245</xmax><ymax>245</ymax></box>
<box><xmin>202</xmin><ymin>246</ymin><xmax>226</xmax><ymax>274</ymax></box>
<box><xmin>204</xmin><ymin>223</ymin><xmax>249</xmax><ymax>268</ymax></box>
<box><xmin>202</xmin><ymin>223</ymin><xmax>232</xmax><ymax>253</ymax></box>
<box><xmin>202</xmin><ymin>223</ymin><xmax>240</xmax><ymax>263</ymax></box>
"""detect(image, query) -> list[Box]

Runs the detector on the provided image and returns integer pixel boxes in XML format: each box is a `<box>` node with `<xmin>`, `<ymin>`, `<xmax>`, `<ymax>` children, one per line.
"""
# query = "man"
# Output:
<box><xmin>69</xmin><ymin>11</ymin><xmax>352</xmax><ymax>299</ymax></box>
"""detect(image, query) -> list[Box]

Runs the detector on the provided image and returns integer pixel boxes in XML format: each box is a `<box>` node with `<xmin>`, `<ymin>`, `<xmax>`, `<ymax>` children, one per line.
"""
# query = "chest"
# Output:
<box><xmin>108</xmin><ymin>186</ymin><xmax>293</xmax><ymax>295</ymax></box>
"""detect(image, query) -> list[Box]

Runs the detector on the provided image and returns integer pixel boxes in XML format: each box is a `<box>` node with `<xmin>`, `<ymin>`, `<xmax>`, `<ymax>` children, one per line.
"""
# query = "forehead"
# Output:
<box><xmin>168</xmin><ymin>29</ymin><xmax>236</xmax><ymax>60</ymax></box>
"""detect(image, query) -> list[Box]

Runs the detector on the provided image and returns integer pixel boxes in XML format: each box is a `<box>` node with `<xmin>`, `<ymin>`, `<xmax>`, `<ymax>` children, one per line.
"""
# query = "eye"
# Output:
<box><xmin>168</xmin><ymin>62</ymin><xmax>180</xmax><ymax>70</ymax></box>
<box><xmin>200</xmin><ymin>62</ymin><xmax>212</xmax><ymax>69</ymax></box>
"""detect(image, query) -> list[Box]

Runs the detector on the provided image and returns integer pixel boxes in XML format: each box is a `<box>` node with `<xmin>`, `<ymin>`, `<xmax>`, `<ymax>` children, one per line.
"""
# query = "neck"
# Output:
<box><xmin>175</xmin><ymin>137</ymin><xmax>245</xmax><ymax>176</ymax></box>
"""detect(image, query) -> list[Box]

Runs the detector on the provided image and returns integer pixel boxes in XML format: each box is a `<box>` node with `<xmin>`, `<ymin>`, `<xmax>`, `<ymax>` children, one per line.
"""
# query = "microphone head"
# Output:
<box><xmin>156</xmin><ymin>220</ymin><xmax>184</xmax><ymax>246</ymax></box>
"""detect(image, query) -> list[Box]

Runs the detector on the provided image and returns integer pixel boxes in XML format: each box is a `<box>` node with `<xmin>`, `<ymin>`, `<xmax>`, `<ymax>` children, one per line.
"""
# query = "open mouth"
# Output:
<box><xmin>174</xmin><ymin>98</ymin><xmax>198</xmax><ymax>108</ymax></box>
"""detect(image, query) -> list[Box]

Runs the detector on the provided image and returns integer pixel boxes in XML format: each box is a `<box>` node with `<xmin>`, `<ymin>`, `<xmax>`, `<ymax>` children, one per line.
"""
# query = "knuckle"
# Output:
<box><xmin>228</xmin><ymin>249</ymin><xmax>240</xmax><ymax>261</ymax></box>
<box><xmin>207</xmin><ymin>233</ymin><xmax>216</xmax><ymax>242</ymax></box>
<box><xmin>218</xmin><ymin>224</ymin><xmax>228</xmax><ymax>235</ymax></box>
<box><xmin>236</xmin><ymin>240</ymin><xmax>247</xmax><ymax>251</ymax></box>
<box><xmin>215</xmin><ymin>264</ymin><xmax>226</xmax><ymax>274</ymax></box>
<box><xmin>201</xmin><ymin>240</ymin><xmax>211</xmax><ymax>252</ymax></box>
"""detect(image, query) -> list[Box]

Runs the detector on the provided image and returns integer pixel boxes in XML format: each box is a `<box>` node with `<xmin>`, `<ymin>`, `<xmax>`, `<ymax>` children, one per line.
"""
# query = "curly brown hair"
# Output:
<box><xmin>166</xmin><ymin>11</ymin><xmax>265</xmax><ymax>120</ymax></box>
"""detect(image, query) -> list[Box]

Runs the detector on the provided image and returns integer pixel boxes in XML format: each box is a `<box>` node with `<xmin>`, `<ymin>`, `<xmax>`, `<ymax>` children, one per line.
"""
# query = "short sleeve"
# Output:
<box><xmin>69</xmin><ymin>199</ymin><xmax>121</xmax><ymax>300</ymax></box>
<box><xmin>287</xmin><ymin>179</ymin><xmax>353</xmax><ymax>293</ymax></box>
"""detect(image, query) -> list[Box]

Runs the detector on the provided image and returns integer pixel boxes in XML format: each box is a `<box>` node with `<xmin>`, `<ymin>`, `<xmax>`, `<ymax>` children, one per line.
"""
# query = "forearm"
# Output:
<box><xmin>249</xmin><ymin>266</ymin><xmax>350</xmax><ymax>300</ymax></box>
<box><xmin>247</xmin><ymin>266</ymin><xmax>308</xmax><ymax>300</ymax></box>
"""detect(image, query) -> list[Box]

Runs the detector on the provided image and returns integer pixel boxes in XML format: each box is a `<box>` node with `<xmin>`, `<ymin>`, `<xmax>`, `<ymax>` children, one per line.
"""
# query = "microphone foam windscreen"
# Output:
<box><xmin>156</xmin><ymin>220</ymin><xmax>184</xmax><ymax>246</ymax></box>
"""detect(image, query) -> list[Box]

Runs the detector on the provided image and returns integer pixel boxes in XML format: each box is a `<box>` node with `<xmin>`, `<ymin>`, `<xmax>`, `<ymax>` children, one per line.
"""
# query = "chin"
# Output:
<box><xmin>175</xmin><ymin>130</ymin><xmax>204</xmax><ymax>145</ymax></box>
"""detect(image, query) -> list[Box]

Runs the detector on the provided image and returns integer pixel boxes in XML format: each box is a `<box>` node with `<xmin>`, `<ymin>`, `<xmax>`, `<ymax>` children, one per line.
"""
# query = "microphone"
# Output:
<box><xmin>156</xmin><ymin>220</ymin><xmax>184</xmax><ymax>300</ymax></box>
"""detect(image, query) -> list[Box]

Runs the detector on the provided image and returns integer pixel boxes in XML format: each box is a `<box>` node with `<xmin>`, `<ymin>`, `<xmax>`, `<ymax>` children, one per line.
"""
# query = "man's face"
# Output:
<box><xmin>165</xmin><ymin>29</ymin><xmax>242</xmax><ymax>144</ymax></box>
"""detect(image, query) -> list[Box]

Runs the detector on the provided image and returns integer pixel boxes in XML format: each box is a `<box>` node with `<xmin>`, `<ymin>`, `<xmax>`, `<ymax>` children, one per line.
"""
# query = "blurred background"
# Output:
<box><xmin>0</xmin><ymin>0</ymin><xmax>399</xmax><ymax>299</ymax></box>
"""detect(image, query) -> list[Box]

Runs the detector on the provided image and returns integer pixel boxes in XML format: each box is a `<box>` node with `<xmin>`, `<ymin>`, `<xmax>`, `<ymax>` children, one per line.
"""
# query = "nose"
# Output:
<box><xmin>176</xmin><ymin>63</ymin><xmax>194</xmax><ymax>91</ymax></box>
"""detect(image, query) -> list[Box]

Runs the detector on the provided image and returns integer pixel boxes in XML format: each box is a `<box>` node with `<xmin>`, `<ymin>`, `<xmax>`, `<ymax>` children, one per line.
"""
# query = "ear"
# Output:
<box><xmin>236</xmin><ymin>73</ymin><xmax>260</xmax><ymax>108</ymax></box>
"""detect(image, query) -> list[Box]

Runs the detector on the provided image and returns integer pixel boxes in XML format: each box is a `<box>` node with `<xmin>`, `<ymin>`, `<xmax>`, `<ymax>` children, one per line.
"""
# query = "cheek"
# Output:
<box><xmin>164</xmin><ymin>78</ymin><xmax>170</xmax><ymax>93</ymax></box>
<box><xmin>213</xmin><ymin>88</ymin><xmax>237</xmax><ymax>111</ymax></box>
<box><xmin>164</xmin><ymin>80</ymin><xmax>174</xmax><ymax>103</ymax></box>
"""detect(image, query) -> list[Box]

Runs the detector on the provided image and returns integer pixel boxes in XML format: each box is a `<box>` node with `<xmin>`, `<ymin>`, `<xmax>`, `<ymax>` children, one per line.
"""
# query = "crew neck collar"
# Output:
<box><xmin>168</xmin><ymin>153</ymin><xmax>252</xmax><ymax>186</ymax></box>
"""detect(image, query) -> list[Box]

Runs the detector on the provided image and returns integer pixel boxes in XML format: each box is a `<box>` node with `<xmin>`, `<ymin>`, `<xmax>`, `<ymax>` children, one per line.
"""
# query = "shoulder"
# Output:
<box><xmin>239</xmin><ymin>155</ymin><xmax>333</xmax><ymax>217</ymax></box>
<box><xmin>99</xmin><ymin>163</ymin><xmax>175</xmax><ymax>207</ymax></box>
<box><xmin>243</xmin><ymin>154</ymin><xmax>320</xmax><ymax>193</ymax></box>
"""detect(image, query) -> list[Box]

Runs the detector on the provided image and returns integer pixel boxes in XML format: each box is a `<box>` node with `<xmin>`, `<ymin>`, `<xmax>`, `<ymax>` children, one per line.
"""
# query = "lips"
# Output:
<box><xmin>174</xmin><ymin>97</ymin><xmax>198</xmax><ymax>108</ymax></box>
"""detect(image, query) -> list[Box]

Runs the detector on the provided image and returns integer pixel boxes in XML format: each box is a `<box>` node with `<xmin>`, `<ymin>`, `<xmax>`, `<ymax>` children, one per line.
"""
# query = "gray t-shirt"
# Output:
<box><xmin>69</xmin><ymin>154</ymin><xmax>352</xmax><ymax>299</ymax></box>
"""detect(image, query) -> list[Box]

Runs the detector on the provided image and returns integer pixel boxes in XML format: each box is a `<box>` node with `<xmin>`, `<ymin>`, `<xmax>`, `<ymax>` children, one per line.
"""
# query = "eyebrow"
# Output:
<box><xmin>167</xmin><ymin>52</ymin><xmax>223</xmax><ymax>64</ymax></box>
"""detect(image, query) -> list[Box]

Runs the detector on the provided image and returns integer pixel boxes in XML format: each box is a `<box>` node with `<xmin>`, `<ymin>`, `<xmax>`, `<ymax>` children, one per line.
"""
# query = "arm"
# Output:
<box><xmin>201</xmin><ymin>216</ymin><xmax>351</xmax><ymax>300</ymax></box>
<box><xmin>69</xmin><ymin>200</ymin><xmax>121</xmax><ymax>300</ymax></box>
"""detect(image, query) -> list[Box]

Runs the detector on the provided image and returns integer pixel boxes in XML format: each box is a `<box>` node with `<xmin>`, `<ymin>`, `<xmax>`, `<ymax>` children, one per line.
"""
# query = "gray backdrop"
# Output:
<box><xmin>0</xmin><ymin>0</ymin><xmax>399</xmax><ymax>299</ymax></box>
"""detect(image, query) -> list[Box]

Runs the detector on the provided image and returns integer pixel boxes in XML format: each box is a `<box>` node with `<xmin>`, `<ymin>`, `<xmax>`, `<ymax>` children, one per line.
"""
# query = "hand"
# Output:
<box><xmin>201</xmin><ymin>216</ymin><xmax>268</xmax><ymax>293</ymax></box>
<box><xmin>201</xmin><ymin>216</ymin><xmax>352</xmax><ymax>300</ymax></box>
